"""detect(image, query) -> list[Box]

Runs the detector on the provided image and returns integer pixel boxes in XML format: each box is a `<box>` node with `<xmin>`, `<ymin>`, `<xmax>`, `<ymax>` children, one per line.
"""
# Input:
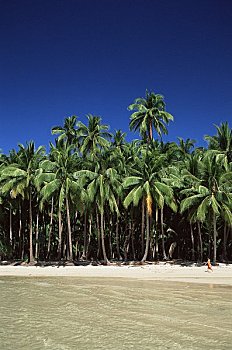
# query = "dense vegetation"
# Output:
<box><xmin>0</xmin><ymin>91</ymin><xmax>232</xmax><ymax>264</ymax></box>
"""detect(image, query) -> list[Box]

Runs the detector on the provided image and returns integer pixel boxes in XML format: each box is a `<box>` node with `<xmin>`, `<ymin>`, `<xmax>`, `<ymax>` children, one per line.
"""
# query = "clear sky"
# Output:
<box><xmin>1</xmin><ymin>0</ymin><xmax>232</xmax><ymax>153</ymax></box>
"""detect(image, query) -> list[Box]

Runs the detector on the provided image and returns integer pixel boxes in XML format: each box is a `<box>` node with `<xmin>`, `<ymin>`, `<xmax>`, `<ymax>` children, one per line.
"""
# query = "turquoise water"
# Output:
<box><xmin>0</xmin><ymin>277</ymin><xmax>231</xmax><ymax>350</ymax></box>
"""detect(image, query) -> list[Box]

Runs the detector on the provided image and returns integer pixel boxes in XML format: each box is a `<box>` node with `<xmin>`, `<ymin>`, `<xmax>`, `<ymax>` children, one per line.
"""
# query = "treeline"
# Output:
<box><xmin>0</xmin><ymin>91</ymin><xmax>231</xmax><ymax>264</ymax></box>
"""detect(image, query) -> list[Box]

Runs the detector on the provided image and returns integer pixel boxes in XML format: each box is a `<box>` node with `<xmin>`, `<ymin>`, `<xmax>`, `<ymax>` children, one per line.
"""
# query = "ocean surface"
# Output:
<box><xmin>0</xmin><ymin>277</ymin><xmax>231</xmax><ymax>350</ymax></box>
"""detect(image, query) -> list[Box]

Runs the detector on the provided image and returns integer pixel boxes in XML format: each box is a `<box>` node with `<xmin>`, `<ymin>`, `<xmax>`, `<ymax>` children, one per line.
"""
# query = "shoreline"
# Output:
<box><xmin>0</xmin><ymin>262</ymin><xmax>232</xmax><ymax>286</ymax></box>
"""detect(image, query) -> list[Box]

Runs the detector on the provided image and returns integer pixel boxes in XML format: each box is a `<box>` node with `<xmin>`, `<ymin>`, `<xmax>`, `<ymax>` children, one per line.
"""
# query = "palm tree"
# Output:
<box><xmin>52</xmin><ymin>115</ymin><xmax>78</xmax><ymax>146</ymax></box>
<box><xmin>128</xmin><ymin>90</ymin><xmax>174</xmax><ymax>142</ymax></box>
<box><xmin>77</xmin><ymin>114</ymin><xmax>112</xmax><ymax>156</ymax></box>
<box><xmin>112</xmin><ymin>130</ymin><xmax>126</xmax><ymax>151</ymax></box>
<box><xmin>75</xmin><ymin>155</ymin><xmax>122</xmax><ymax>264</ymax></box>
<box><xmin>180</xmin><ymin>151</ymin><xmax>232</xmax><ymax>263</ymax></box>
<box><xmin>36</xmin><ymin>141</ymin><xmax>81</xmax><ymax>261</ymax></box>
<box><xmin>205</xmin><ymin>122</ymin><xmax>232</xmax><ymax>162</ymax></box>
<box><xmin>123</xmin><ymin>150</ymin><xmax>175</xmax><ymax>261</ymax></box>
<box><xmin>176</xmin><ymin>137</ymin><xmax>196</xmax><ymax>160</ymax></box>
<box><xmin>0</xmin><ymin>142</ymin><xmax>45</xmax><ymax>262</ymax></box>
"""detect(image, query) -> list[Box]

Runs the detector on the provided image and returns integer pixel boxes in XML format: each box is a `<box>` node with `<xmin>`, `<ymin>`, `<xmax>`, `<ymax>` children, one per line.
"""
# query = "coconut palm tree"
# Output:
<box><xmin>205</xmin><ymin>122</ymin><xmax>232</xmax><ymax>161</ymax></box>
<box><xmin>0</xmin><ymin>142</ymin><xmax>45</xmax><ymax>262</ymax></box>
<box><xmin>112</xmin><ymin>130</ymin><xmax>126</xmax><ymax>151</ymax></box>
<box><xmin>180</xmin><ymin>151</ymin><xmax>232</xmax><ymax>263</ymax></box>
<box><xmin>77</xmin><ymin>114</ymin><xmax>112</xmax><ymax>156</ymax></box>
<box><xmin>128</xmin><ymin>90</ymin><xmax>174</xmax><ymax>142</ymax></box>
<box><xmin>75</xmin><ymin>154</ymin><xmax>122</xmax><ymax>264</ymax></box>
<box><xmin>123</xmin><ymin>149</ymin><xmax>176</xmax><ymax>261</ymax></box>
<box><xmin>177</xmin><ymin>137</ymin><xmax>196</xmax><ymax>160</ymax></box>
<box><xmin>36</xmin><ymin>141</ymin><xmax>81</xmax><ymax>261</ymax></box>
<box><xmin>52</xmin><ymin>115</ymin><xmax>78</xmax><ymax>147</ymax></box>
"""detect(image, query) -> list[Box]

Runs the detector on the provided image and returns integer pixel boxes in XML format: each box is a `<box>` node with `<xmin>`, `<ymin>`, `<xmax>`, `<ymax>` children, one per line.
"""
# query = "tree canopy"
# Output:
<box><xmin>0</xmin><ymin>90</ymin><xmax>231</xmax><ymax>264</ymax></box>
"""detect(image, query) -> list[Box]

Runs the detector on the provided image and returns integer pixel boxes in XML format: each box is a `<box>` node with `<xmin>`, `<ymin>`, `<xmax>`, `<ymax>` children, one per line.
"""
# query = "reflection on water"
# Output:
<box><xmin>0</xmin><ymin>277</ymin><xmax>231</xmax><ymax>350</ymax></box>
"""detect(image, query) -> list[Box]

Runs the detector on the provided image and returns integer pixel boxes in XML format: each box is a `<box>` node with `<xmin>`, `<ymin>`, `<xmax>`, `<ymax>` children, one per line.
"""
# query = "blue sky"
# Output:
<box><xmin>1</xmin><ymin>0</ymin><xmax>232</xmax><ymax>153</ymax></box>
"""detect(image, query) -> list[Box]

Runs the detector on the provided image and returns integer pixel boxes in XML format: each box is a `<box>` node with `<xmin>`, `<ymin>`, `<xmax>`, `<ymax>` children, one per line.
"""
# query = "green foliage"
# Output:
<box><xmin>128</xmin><ymin>89</ymin><xmax>174</xmax><ymax>141</ymax></box>
<box><xmin>0</xmin><ymin>96</ymin><xmax>231</xmax><ymax>263</ymax></box>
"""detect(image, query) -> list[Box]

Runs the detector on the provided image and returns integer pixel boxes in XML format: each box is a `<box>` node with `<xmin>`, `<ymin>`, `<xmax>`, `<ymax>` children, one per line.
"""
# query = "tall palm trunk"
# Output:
<box><xmin>155</xmin><ymin>208</ymin><xmax>159</xmax><ymax>259</ymax></box>
<box><xmin>20</xmin><ymin>201</ymin><xmax>25</xmax><ymax>260</ymax></box>
<box><xmin>115</xmin><ymin>198</ymin><xmax>122</xmax><ymax>260</ymax></box>
<box><xmin>161</xmin><ymin>207</ymin><xmax>167</xmax><ymax>260</ymax></box>
<box><xmin>123</xmin><ymin>216</ymin><xmax>132</xmax><ymax>261</ymax></box>
<box><xmin>18</xmin><ymin>201</ymin><xmax>22</xmax><ymax>260</ymax></box>
<box><xmin>46</xmin><ymin>197</ymin><xmax>54</xmax><ymax>260</ymax></box>
<box><xmin>115</xmin><ymin>217</ymin><xmax>121</xmax><ymax>260</ymax></box>
<box><xmin>87</xmin><ymin>215</ymin><xmax>92</xmax><ymax>259</ymax></box>
<box><xmin>141</xmin><ymin>209</ymin><xmax>150</xmax><ymax>262</ymax></box>
<box><xmin>190</xmin><ymin>223</ymin><xmax>195</xmax><ymax>261</ymax></box>
<box><xmin>108</xmin><ymin>217</ymin><xmax>113</xmax><ymax>260</ymax></box>
<box><xmin>96</xmin><ymin>209</ymin><xmax>101</xmax><ymax>259</ymax></box>
<box><xmin>9</xmin><ymin>206</ymin><xmax>13</xmax><ymax>251</ymax></box>
<box><xmin>81</xmin><ymin>213</ymin><xmax>87</xmax><ymax>260</ymax></box>
<box><xmin>57</xmin><ymin>208</ymin><xmax>62</xmax><ymax>260</ymax></box>
<box><xmin>141</xmin><ymin>198</ymin><xmax>145</xmax><ymax>257</ymax></box>
<box><xmin>131</xmin><ymin>221</ymin><xmax>136</xmax><ymax>261</ymax></box>
<box><xmin>197</xmin><ymin>221</ymin><xmax>203</xmax><ymax>262</ymax></box>
<box><xmin>29</xmin><ymin>189</ymin><xmax>34</xmax><ymax>263</ymax></box>
<box><xmin>100</xmin><ymin>211</ymin><xmax>109</xmax><ymax>264</ymax></box>
<box><xmin>222</xmin><ymin>224</ymin><xmax>229</xmax><ymax>261</ymax></box>
<box><xmin>66</xmin><ymin>196</ymin><xmax>73</xmax><ymax>261</ymax></box>
<box><xmin>35</xmin><ymin>211</ymin><xmax>39</xmax><ymax>260</ymax></box>
<box><xmin>213</xmin><ymin>212</ymin><xmax>217</xmax><ymax>264</ymax></box>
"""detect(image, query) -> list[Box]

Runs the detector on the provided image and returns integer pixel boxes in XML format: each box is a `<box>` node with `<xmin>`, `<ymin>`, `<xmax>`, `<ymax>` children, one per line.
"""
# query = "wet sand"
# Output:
<box><xmin>0</xmin><ymin>263</ymin><xmax>232</xmax><ymax>285</ymax></box>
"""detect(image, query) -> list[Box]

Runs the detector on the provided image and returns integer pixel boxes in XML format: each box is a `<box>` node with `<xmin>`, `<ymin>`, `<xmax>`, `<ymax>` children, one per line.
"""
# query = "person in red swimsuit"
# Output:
<box><xmin>207</xmin><ymin>258</ymin><xmax>213</xmax><ymax>272</ymax></box>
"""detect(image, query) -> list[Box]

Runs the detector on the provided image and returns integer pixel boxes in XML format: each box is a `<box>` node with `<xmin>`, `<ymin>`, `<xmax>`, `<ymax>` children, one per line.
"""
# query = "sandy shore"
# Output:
<box><xmin>0</xmin><ymin>262</ymin><xmax>232</xmax><ymax>285</ymax></box>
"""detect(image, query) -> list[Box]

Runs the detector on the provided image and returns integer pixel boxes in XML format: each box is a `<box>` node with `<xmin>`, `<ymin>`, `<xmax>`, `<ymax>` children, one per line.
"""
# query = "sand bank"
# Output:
<box><xmin>0</xmin><ymin>262</ymin><xmax>232</xmax><ymax>285</ymax></box>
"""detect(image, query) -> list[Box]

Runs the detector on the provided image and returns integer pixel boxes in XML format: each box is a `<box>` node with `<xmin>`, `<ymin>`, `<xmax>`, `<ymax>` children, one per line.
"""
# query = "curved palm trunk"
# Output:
<box><xmin>141</xmin><ymin>209</ymin><xmax>150</xmax><ymax>262</ymax></box>
<box><xmin>29</xmin><ymin>190</ymin><xmax>34</xmax><ymax>263</ymax></box>
<box><xmin>100</xmin><ymin>211</ymin><xmax>109</xmax><ymax>264</ymax></box>
<box><xmin>66</xmin><ymin>197</ymin><xmax>73</xmax><ymax>261</ymax></box>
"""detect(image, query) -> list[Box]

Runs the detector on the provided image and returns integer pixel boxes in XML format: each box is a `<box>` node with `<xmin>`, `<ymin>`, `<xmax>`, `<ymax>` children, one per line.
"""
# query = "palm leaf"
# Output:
<box><xmin>133</xmin><ymin>186</ymin><xmax>143</xmax><ymax>206</ymax></box>
<box><xmin>197</xmin><ymin>197</ymin><xmax>210</xmax><ymax>222</ymax></box>
<box><xmin>123</xmin><ymin>176</ymin><xmax>141</xmax><ymax>189</ymax></box>
<box><xmin>211</xmin><ymin>195</ymin><xmax>220</xmax><ymax>216</ymax></box>
<box><xmin>124</xmin><ymin>186</ymin><xmax>139</xmax><ymax>208</ymax></box>
<box><xmin>180</xmin><ymin>194</ymin><xmax>204</xmax><ymax>213</ymax></box>
<box><xmin>221</xmin><ymin>204</ymin><xmax>232</xmax><ymax>226</ymax></box>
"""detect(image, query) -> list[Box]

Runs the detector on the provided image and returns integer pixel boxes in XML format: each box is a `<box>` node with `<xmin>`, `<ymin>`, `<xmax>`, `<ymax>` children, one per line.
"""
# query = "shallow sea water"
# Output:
<box><xmin>0</xmin><ymin>277</ymin><xmax>231</xmax><ymax>350</ymax></box>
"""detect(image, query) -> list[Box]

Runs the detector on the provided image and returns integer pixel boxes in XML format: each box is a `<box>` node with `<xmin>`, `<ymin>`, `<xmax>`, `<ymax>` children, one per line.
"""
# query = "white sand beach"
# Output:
<box><xmin>1</xmin><ymin>262</ymin><xmax>232</xmax><ymax>285</ymax></box>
